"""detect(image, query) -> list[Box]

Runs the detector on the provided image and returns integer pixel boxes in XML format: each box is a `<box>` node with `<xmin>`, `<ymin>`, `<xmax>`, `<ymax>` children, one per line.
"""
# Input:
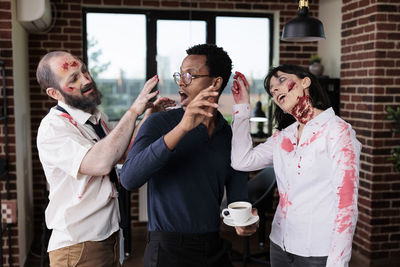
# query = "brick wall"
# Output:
<box><xmin>341</xmin><ymin>0</ymin><xmax>400</xmax><ymax>265</ymax></box>
<box><xmin>25</xmin><ymin>0</ymin><xmax>318</xmax><ymax>266</ymax></box>
<box><xmin>0</xmin><ymin>0</ymin><xmax>19</xmax><ymax>266</ymax></box>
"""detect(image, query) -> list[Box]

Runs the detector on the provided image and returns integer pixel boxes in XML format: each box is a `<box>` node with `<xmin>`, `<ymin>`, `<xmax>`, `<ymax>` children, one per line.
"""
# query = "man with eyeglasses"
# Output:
<box><xmin>120</xmin><ymin>44</ymin><xmax>258</xmax><ymax>267</ymax></box>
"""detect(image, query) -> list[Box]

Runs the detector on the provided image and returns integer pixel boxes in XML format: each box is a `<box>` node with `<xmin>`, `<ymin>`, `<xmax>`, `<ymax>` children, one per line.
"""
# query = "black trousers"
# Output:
<box><xmin>270</xmin><ymin>241</ymin><xmax>328</xmax><ymax>267</ymax></box>
<box><xmin>144</xmin><ymin>231</ymin><xmax>233</xmax><ymax>267</ymax></box>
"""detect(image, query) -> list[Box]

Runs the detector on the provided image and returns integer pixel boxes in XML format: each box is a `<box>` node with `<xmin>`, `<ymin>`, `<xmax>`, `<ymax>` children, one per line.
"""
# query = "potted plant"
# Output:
<box><xmin>309</xmin><ymin>54</ymin><xmax>324</xmax><ymax>76</ymax></box>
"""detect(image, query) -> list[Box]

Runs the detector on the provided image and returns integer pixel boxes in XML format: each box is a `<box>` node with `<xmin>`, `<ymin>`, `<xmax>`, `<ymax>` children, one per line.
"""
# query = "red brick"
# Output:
<box><xmin>198</xmin><ymin>2</ymin><xmax>217</xmax><ymax>9</ymax></box>
<box><xmin>388</xmin><ymin>14</ymin><xmax>400</xmax><ymax>22</ymax></box>
<box><xmin>387</xmin><ymin>69</ymin><xmax>400</xmax><ymax>76</ymax></box>
<box><xmin>123</xmin><ymin>0</ymin><xmax>141</xmax><ymax>4</ymax></box>
<box><xmin>82</xmin><ymin>0</ymin><xmax>102</xmax><ymax>3</ymax></box>
<box><xmin>377</xmin><ymin>23</ymin><xmax>397</xmax><ymax>31</ymax></box>
<box><xmin>161</xmin><ymin>1</ymin><xmax>179</xmax><ymax>7</ymax></box>
<box><xmin>0</xmin><ymin>11</ymin><xmax>11</xmax><ymax>19</ymax></box>
<box><xmin>0</xmin><ymin>21</ymin><xmax>11</xmax><ymax>29</ymax></box>
<box><xmin>253</xmin><ymin>4</ymin><xmax>269</xmax><ymax>10</ymax></box>
<box><xmin>142</xmin><ymin>1</ymin><xmax>159</xmax><ymax>7</ymax></box>
<box><xmin>104</xmin><ymin>0</ymin><xmax>122</xmax><ymax>4</ymax></box>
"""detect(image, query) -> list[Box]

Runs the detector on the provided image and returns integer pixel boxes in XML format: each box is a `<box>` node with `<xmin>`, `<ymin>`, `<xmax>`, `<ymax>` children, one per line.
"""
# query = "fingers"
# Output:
<box><xmin>189</xmin><ymin>99</ymin><xmax>218</xmax><ymax>111</ymax></box>
<box><xmin>141</xmin><ymin>75</ymin><xmax>159</xmax><ymax>94</ymax></box>
<box><xmin>187</xmin><ymin>107</ymin><xmax>214</xmax><ymax>117</ymax></box>
<box><xmin>234</xmin><ymin>208</ymin><xmax>259</xmax><ymax>236</ymax></box>
<box><xmin>235</xmin><ymin>223</ymin><xmax>258</xmax><ymax>236</ymax></box>
<box><xmin>152</xmin><ymin>97</ymin><xmax>176</xmax><ymax>112</ymax></box>
<box><xmin>147</xmin><ymin>90</ymin><xmax>159</xmax><ymax>100</ymax></box>
<box><xmin>158</xmin><ymin>97</ymin><xmax>176</xmax><ymax>106</ymax></box>
<box><xmin>145</xmin><ymin>102</ymin><xmax>154</xmax><ymax>109</ymax></box>
<box><xmin>194</xmin><ymin>86</ymin><xmax>219</xmax><ymax>102</ymax></box>
<box><xmin>231</xmin><ymin>80</ymin><xmax>239</xmax><ymax>94</ymax></box>
<box><xmin>232</xmin><ymin>71</ymin><xmax>249</xmax><ymax>95</ymax></box>
<box><xmin>251</xmin><ymin>208</ymin><xmax>258</xmax><ymax>216</ymax></box>
<box><xmin>234</xmin><ymin>71</ymin><xmax>249</xmax><ymax>87</ymax></box>
<box><xmin>131</xmin><ymin>77</ymin><xmax>159</xmax><ymax>116</ymax></box>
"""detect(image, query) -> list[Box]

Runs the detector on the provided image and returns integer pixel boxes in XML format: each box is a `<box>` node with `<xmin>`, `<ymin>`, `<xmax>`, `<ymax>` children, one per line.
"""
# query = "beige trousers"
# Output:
<box><xmin>49</xmin><ymin>231</ymin><xmax>120</xmax><ymax>267</ymax></box>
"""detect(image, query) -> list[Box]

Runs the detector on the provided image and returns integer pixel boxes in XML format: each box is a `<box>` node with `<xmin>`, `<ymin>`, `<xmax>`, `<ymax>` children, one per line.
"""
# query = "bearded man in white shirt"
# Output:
<box><xmin>36</xmin><ymin>51</ymin><xmax>174</xmax><ymax>267</ymax></box>
<box><xmin>230</xmin><ymin>65</ymin><xmax>361</xmax><ymax>267</ymax></box>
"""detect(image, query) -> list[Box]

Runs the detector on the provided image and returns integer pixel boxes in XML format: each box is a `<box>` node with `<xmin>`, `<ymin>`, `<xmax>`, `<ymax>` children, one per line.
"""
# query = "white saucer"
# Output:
<box><xmin>223</xmin><ymin>215</ymin><xmax>259</xmax><ymax>227</ymax></box>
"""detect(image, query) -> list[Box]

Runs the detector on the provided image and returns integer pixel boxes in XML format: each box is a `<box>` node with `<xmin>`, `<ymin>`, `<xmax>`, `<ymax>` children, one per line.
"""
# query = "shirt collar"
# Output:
<box><xmin>306</xmin><ymin>107</ymin><xmax>335</xmax><ymax>128</ymax></box>
<box><xmin>284</xmin><ymin>107</ymin><xmax>335</xmax><ymax>133</ymax></box>
<box><xmin>57</xmin><ymin>101</ymin><xmax>101</xmax><ymax>125</ymax></box>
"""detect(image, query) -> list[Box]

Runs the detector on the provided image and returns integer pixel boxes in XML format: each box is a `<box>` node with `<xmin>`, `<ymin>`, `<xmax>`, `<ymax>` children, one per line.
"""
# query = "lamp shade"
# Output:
<box><xmin>281</xmin><ymin>6</ymin><xmax>325</xmax><ymax>42</ymax></box>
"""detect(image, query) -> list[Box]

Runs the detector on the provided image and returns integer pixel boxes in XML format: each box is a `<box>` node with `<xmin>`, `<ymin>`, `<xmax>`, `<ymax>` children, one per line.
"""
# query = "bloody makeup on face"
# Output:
<box><xmin>290</xmin><ymin>93</ymin><xmax>314</xmax><ymax>124</ymax></box>
<box><xmin>269</xmin><ymin>72</ymin><xmax>316</xmax><ymax>124</ymax></box>
<box><xmin>55</xmin><ymin>55</ymin><xmax>101</xmax><ymax>113</ymax></box>
<box><xmin>287</xmin><ymin>80</ymin><xmax>295</xmax><ymax>92</ymax></box>
<box><xmin>62</xmin><ymin>61</ymin><xmax>93</xmax><ymax>94</ymax></box>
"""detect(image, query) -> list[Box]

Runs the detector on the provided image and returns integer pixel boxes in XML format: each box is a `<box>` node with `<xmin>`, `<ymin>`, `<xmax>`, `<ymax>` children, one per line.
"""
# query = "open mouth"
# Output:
<box><xmin>277</xmin><ymin>94</ymin><xmax>286</xmax><ymax>103</ymax></box>
<box><xmin>81</xmin><ymin>84</ymin><xmax>94</xmax><ymax>95</ymax></box>
<box><xmin>179</xmin><ymin>90</ymin><xmax>188</xmax><ymax>105</ymax></box>
<box><xmin>82</xmin><ymin>88</ymin><xmax>93</xmax><ymax>95</ymax></box>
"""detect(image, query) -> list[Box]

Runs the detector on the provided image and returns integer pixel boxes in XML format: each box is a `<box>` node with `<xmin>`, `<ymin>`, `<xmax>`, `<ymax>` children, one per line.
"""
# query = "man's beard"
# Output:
<box><xmin>59</xmin><ymin>81</ymin><xmax>102</xmax><ymax>114</ymax></box>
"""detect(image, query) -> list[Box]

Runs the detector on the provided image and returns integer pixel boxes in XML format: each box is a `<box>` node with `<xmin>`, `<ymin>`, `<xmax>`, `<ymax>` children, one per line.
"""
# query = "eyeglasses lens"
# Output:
<box><xmin>173</xmin><ymin>72</ymin><xmax>192</xmax><ymax>85</ymax></box>
<box><xmin>182</xmin><ymin>73</ymin><xmax>192</xmax><ymax>85</ymax></box>
<box><xmin>173</xmin><ymin>72</ymin><xmax>180</xmax><ymax>84</ymax></box>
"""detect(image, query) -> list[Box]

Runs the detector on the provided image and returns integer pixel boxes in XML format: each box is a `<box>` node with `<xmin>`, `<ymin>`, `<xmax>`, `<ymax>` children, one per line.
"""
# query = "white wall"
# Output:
<box><xmin>318</xmin><ymin>0</ymin><xmax>342</xmax><ymax>78</ymax></box>
<box><xmin>11</xmin><ymin>0</ymin><xmax>34</xmax><ymax>264</ymax></box>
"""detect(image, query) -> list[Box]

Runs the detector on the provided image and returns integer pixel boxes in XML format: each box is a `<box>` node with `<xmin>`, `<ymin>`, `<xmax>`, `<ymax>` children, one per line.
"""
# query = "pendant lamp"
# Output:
<box><xmin>281</xmin><ymin>0</ymin><xmax>325</xmax><ymax>42</ymax></box>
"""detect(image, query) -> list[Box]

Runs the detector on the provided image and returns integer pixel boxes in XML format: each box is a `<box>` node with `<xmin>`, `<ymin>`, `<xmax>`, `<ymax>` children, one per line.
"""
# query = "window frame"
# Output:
<box><xmin>82</xmin><ymin>8</ymin><xmax>274</xmax><ymax>81</ymax></box>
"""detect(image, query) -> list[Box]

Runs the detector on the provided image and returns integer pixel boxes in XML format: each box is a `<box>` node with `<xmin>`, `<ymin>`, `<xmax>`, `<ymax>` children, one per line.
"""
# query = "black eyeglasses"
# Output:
<box><xmin>173</xmin><ymin>72</ymin><xmax>210</xmax><ymax>86</ymax></box>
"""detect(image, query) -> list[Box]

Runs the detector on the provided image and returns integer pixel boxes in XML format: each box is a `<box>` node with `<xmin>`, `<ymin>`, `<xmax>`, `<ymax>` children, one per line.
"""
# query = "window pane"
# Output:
<box><xmin>216</xmin><ymin>16</ymin><xmax>271</xmax><ymax>121</ymax></box>
<box><xmin>87</xmin><ymin>13</ymin><xmax>146</xmax><ymax>120</ymax></box>
<box><xmin>157</xmin><ymin>20</ymin><xmax>206</xmax><ymax>102</ymax></box>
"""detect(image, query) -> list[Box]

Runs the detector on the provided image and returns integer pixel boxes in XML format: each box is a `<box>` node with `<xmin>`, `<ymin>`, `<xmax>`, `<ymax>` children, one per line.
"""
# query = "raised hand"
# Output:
<box><xmin>145</xmin><ymin>96</ymin><xmax>176</xmax><ymax>116</ymax></box>
<box><xmin>231</xmin><ymin>71</ymin><xmax>250</xmax><ymax>104</ymax></box>
<box><xmin>178</xmin><ymin>85</ymin><xmax>219</xmax><ymax>133</ymax></box>
<box><xmin>130</xmin><ymin>75</ymin><xmax>160</xmax><ymax>116</ymax></box>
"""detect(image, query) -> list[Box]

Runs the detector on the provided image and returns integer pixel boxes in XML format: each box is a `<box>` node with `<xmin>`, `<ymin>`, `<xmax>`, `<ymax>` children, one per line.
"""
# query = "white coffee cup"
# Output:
<box><xmin>222</xmin><ymin>201</ymin><xmax>252</xmax><ymax>224</ymax></box>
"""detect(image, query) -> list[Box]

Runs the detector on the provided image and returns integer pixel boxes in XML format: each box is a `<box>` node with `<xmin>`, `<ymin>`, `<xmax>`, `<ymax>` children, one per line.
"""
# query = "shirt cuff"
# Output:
<box><xmin>233</xmin><ymin>103</ymin><xmax>251</xmax><ymax>119</ymax></box>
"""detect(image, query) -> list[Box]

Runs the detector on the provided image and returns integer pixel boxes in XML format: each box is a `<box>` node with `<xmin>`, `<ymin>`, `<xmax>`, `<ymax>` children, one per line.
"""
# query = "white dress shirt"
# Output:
<box><xmin>37</xmin><ymin>101</ymin><xmax>120</xmax><ymax>252</ymax></box>
<box><xmin>231</xmin><ymin>104</ymin><xmax>361</xmax><ymax>267</ymax></box>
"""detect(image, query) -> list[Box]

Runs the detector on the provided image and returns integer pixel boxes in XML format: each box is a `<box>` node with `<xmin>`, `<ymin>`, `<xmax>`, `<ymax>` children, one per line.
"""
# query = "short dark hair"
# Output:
<box><xmin>36</xmin><ymin>51</ymin><xmax>69</xmax><ymax>91</ymax></box>
<box><xmin>264</xmin><ymin>64</ymin><xmax>331</xmax><ymax>130</ymax></box>
<box><xmin>186</xmin><ymin>44</ymin><xmax>232</xmax><ymax>93</ymax></box>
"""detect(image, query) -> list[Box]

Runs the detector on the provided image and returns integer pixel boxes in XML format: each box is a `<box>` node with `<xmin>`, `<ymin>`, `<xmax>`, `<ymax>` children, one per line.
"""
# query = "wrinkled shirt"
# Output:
<box><xmin>37</xmin><ymin>101</ymin><xmax>119</xmax><ymax>252</ymax></box>
<box><xmin>231</xmin><ymin>104</ymin><xmax>361</xmax><ymax>267</ymax></box>
<box><xmin>120</xmin><ymin>108</ymin><xmax>248</xmax><ymax>233</ymax></box>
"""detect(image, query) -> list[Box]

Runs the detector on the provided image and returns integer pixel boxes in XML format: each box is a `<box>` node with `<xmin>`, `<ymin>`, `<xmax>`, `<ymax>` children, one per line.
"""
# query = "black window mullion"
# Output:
<box><xmin>147</xmin><ymin>12</ymin><xmax>157</xmax><ymax>79</ymax></box>
<box><xmin>207</xmin><ymin>16</ymin><xmax>216</xmax><ymax>44</ymax></box>
<box><xmin>82</xmin><ymin>8</ymin><xmax>88</xmax><ymax>65</ymax></box>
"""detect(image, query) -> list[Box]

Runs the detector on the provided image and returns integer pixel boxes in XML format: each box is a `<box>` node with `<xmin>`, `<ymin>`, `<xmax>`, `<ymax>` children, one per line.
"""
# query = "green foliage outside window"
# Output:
<box><xmin>88</xmin><ymin>37</ymin><xmax>110</xmax><ymax>80</ymax></box>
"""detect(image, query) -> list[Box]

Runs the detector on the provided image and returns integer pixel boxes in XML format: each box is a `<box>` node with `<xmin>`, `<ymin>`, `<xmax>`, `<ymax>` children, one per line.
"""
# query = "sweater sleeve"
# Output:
<box><xmin>326</xmin><ymin>121</ymin><xmax>361</xmax><ymax>267</ymax></box>
<box><xmin>120</xmin><ymin>114</ymin><xmax>173</xmax><ymax>190</ymax></box>
<box><xmin>231</xmin><ymin>103</ymin><xmax>274</xmax><ymax>171</ymax></box>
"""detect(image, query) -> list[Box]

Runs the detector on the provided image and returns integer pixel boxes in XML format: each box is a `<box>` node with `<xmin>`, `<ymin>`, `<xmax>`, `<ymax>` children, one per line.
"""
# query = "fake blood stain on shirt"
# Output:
<box><xmin>281</xmin><ymin>137</ymin><xmax>294</xmax><ymax>152</ymax></box>
<box><xmin>279</xmin><ymin>191</ymin><xmax>292</xmax><ymax>219</ymax></box>
<box><xmin>335</xmin><ymin>122</ymin><xmax>357</xmax><ymax>234</ymax></box>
